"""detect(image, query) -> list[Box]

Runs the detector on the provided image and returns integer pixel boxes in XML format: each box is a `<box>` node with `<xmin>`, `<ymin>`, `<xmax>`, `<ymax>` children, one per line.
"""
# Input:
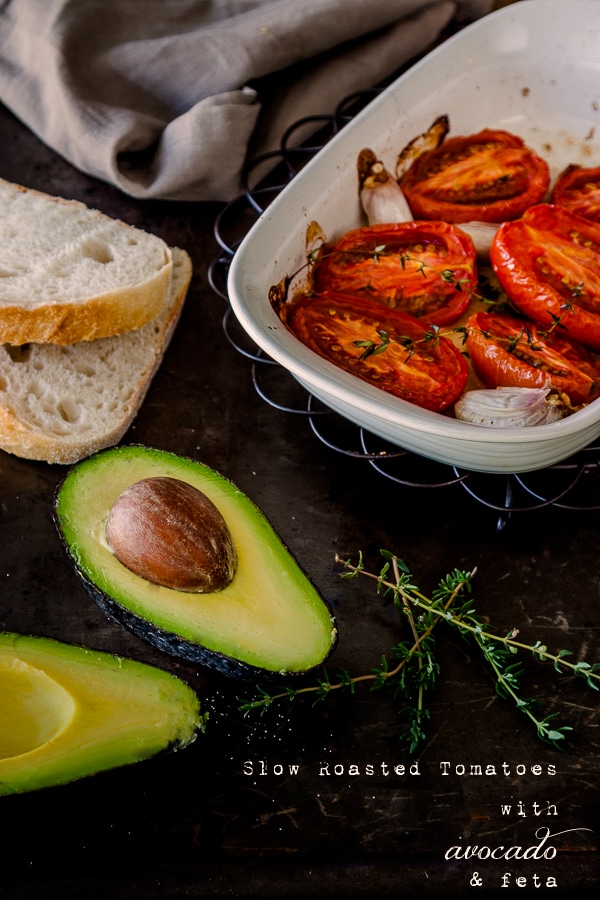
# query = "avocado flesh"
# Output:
<box><xmin>0</xmin><ymin>632</ymin><xmax>203</xmax><ymax>796</ymax></box>
<box><xmin>54</xmin><ymin>446</ymin><xmax>337</xmax><ymax>677</ymax></box>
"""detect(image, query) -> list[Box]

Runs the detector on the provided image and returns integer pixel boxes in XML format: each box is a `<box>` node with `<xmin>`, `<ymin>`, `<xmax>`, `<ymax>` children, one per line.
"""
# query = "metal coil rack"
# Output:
<box><xmin>210</xmin><ymin>89</ymin><xmax>600</xmax><ymax>531</ymax></box>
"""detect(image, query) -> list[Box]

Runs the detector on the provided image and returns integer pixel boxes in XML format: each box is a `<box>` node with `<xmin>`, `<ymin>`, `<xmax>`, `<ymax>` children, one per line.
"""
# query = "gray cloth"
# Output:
<box><xmin>0</xmin><ymin>0</ymin><xmax>495</xmax><ymax>201</ymax></box>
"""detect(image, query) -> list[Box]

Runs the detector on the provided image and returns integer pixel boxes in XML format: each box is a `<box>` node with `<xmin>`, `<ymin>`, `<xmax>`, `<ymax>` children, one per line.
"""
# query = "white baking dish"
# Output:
<box><xmin>228</xmin><ymin>0</ymin><xmax>600</xmax><ymax>474</ymax></box>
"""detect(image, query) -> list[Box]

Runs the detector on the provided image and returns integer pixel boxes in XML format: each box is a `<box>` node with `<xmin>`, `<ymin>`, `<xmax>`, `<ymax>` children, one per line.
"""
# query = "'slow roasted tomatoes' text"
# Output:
<box><xmin>311</xmin><ymin>221</ymin><xmax>477</xmax><ymax>327</ymax></box>
<box><xmin>466</xmin><ymin>310</ymin><xmax>600</xmax><ymax>406</ymax></box>
<box><xmin>282</xmin><ymin>291</ymin><xmax>468</xmax><ymax>412</ymax></box>
<box><xmin>399</xmin><ymin>128</ymin><xmax>550</xmax><ymax>224</ymax></box>
<box><xmin>490</xmin><ymin>203</ymin><xmax>600</xmax><ymax>350</ymax></box>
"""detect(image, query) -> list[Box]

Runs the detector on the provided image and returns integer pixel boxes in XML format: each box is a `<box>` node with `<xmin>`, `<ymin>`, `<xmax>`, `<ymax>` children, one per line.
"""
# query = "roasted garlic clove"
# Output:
<box><xmin>357</xmin><ymin>148</ymin><xmax>413</xmax><ymax>225</ymax></box>
<box><xmin>454</xmin><ymin>387</ymin><xmax>571</xmax><ymax>428</ymax></box>
<box><xmin>456</xmin><ymin>221</ymin><xmax>499</xmax><ymax>258</ymax></box>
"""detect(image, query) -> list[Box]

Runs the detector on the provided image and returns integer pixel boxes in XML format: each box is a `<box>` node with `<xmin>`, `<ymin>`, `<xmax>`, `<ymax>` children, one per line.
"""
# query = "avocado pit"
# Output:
<box><xmin>105</xmin><ymin>476</ymin><xmax>237</xmax><ymax>592</ymax></box>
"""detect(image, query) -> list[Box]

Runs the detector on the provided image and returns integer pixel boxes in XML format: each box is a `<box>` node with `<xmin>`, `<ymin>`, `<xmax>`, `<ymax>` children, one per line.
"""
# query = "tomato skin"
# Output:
<box><xmin>551</xmin><ymin>164</ymin><xmax>600</xmax><ymax>222</ymax></box>
<box><xmin>399</xmin><ymin>129</ymin><xmax>550</xmax><ymax>224</ymax></box>
<box><xmin>283</xmin><ymin>290</ymin><xmax>468</xmax><ymax>412</ymax></box>
<box><xmin>490</xmin><ymin>203</ymin><xmax>600</xmax><ymax>350</ymax></box>
<box><xmin>466</xmin><ymin>310</ymin><xmax>600</xmax><ymax>406</ymax></box>
<box><xmin>312</xmin><ymin>221</ymin><xmax>477</xmax><ymax>327</ymax></box>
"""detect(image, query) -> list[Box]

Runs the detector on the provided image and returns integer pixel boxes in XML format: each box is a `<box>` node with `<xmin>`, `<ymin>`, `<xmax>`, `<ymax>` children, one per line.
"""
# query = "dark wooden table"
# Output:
<box><xmin>1</xmin><ymin>91</ymin><xmax>598</xmax><ymax>898</ymax></box>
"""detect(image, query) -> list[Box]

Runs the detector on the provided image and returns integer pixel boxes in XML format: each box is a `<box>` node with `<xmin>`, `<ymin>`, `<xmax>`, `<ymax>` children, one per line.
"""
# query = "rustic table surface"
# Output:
<box><xmin>1</xmin><ymin>67</ymin><xmax>599</xmax><ymax>899</ymax></box>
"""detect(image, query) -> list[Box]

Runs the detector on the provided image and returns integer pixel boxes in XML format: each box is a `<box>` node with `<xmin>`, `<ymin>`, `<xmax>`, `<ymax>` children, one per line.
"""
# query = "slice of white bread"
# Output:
<box><xmin>0</xmin><ymin>178</ymin><xmax>173</xmax><ymax>345</ymax></box>
<box><xmin>0</xmin><ymin>247</ymin><xmax>192</xmax><ymax>465</ymax></box>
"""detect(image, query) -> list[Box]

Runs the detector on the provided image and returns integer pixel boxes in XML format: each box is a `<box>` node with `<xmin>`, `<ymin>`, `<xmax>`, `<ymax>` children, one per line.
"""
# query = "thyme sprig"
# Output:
<box><xmin>348</xmin><ymin>243</ymin><xmax>580</xmax><ymax>333</ymax></box>
<box><xmin>272</xmin><ymin>238</ymin><xmax>579</xmax><ymax>366</ymax></box>
<box><xmin>349</xmin><ymin>247</ymin><xmax>578</xmax><ymax>362</ymax></box>
<box><xmin>238</xmin><ymin>552</ymin><xmax>600</xmax><ymax>752</ymax></box>
<box><xmin>355</xmin><ymin>324</ymin><xmax>444</xmax><ymax>361</ymax></box>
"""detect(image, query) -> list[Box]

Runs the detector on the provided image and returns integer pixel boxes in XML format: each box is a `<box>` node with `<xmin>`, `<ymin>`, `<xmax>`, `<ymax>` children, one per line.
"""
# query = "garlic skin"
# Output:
<box><xmin>454</xmin><ymin>387</ymin><xmax>571</xmax><ymax>428</ymax></box>
<box><xmin>360</xmin><ymin>175</ymin><xmax>413</xmax><ymax>225</ymax></box>
<box><xmin>357</xmin><ymin>147</ymin><xmax>413</xmax><ymax>225</ymax></box>
<box><xmin>457</xmin><ymin>221</ymin><xmax>499</xmax><ymax>258</ymax></box>
<box><xmin>395</xmin><ymin>114</ymin><xmax>449</xmax><ymax>180</ymax></box>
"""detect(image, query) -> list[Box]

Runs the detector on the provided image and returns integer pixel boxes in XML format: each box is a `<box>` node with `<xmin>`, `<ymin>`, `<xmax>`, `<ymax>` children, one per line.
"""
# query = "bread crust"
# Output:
<box><xmin>0</xmin><ymin>265</ymin><xmax>173</xmax><ymax>345</ymax></box>
<box><xmin>0</xmin><ymin>178</ymin><xmax>173</xmax><ymax>345</ymax></box>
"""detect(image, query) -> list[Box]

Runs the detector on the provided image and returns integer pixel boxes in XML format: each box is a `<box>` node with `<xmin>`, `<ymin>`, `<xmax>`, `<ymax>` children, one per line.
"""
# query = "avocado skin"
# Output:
<box><xmin>0</xmin><ymin>631</ymin><xmax>204</xmax><ymax>796</ymax></box>
<box><xmin>53</xmin><ymin>445</ymin><xmax>337</xmax><ymax>682</ymax></box>
<box><xmin>78</xmin><ymin>568</ymin><xmax>317</xmax><ymax>683</ymax></box>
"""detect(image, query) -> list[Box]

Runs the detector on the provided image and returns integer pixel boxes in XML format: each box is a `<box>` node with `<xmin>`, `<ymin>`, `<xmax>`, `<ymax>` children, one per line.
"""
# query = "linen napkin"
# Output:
<box><xmin>0</xmin><ymin>0</ymin><xmax>495</xmax><ymax>201</ymax></box>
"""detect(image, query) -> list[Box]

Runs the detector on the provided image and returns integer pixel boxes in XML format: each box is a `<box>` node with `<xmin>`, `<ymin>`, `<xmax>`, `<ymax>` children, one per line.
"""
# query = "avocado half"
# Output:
<box><xmin>0</xmin><ymin>632</ymin><xmax>203</xmax><ymax>796</ymax></box>
<box><xmin>54</xmin><ymin>446</ymin><xmax>337</xmax><ymax>680</ymax></box>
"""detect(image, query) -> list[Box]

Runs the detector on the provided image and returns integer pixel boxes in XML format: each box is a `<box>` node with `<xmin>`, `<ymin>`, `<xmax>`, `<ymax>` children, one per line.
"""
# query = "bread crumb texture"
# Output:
<box><xmin>0</xmin><ymin>179</ymin><xmax>173</xmax><ymax>344</ymax></box>
<box><xmin>0</xmin><ymin>247</ymin><xmax>192</xmax><ymax>464</ymax></box>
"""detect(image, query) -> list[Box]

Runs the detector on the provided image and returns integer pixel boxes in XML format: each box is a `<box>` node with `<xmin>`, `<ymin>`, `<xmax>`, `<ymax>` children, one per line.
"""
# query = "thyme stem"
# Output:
<box><xmin>239</xmin><ymin>551</ymin><xmax>599</xmax><ymax>751</ymax></box>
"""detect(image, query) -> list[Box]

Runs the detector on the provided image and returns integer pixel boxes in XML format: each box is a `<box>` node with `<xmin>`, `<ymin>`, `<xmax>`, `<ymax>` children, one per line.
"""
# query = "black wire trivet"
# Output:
<box><xmin>209</xmin><ymin>88</ymin><xmax>600</xmax><ymax>531</ymax></box>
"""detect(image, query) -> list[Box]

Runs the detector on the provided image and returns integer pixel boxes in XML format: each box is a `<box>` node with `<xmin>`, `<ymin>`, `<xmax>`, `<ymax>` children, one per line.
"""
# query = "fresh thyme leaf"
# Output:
<box><xmin>237</xmin><ymin>551</ymin><xmax>599</xmax><ymax>752</ymax></box>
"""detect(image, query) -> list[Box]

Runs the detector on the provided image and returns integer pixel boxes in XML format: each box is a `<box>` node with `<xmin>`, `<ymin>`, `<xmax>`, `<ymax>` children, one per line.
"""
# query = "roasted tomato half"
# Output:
<box><xmin>466</xmin><ymin>310</ymin><xmax>600</xmax><ymax>406</ymax></box>
<box><xmin>399</xmin><ymin>128</ymin><xmax>550</xmax><ymax>224</ymax></box>
<box><xmin>551</xmin><ymin>163</ymin><xmax>600</xmax><ymax>223</ymax></box>
<box><xmin>490</xmin><ymin>203</ymin><xmax>600</xmax><ymax>350</ymax></box>
<box><xmin>282</xmin><ymin>290</ymin><xmax>468</xmax><ymax>412</ymax></box>
<box><xmin>311</xmin><ymin>221</ymin><xmax>477</xmax><ymax>327</ymax></box>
